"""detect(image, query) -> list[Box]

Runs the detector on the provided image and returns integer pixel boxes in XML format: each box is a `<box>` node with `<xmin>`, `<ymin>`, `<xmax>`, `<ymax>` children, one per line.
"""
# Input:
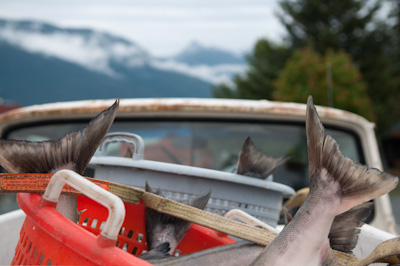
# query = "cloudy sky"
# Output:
<box><xmin>0</xmin><ymin>0</ymin><xmax>285</xmax><ymax>57</ymax></box>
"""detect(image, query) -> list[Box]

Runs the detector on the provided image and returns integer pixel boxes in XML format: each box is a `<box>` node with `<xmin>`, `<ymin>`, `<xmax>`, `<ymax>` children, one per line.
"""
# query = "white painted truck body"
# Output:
<box><xmin>0</xmin><ymin>98</ymin><xmax>397</xmax><ymax>264</ymax></box>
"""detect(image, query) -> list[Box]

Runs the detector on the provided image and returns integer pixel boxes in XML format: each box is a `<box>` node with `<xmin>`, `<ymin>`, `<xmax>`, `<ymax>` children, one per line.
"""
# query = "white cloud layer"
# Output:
<box><xmin>150</xmin><ymin>60</ymin><xmax>247</xmax><ymax>85</ymax></box>
<box><xmin>0</xmin><ymin>0</ymin><xmax>285</xmax><ymax>56</ymax></box>
<box><xmin>0</xmin><ymin>23</ymin><xmax>247</xmax><ymax>84</ymax></box>
<box><xmin>0</xmin><ymin>23</ymin><xmax>149</xmax><ymax>77</ymax></box>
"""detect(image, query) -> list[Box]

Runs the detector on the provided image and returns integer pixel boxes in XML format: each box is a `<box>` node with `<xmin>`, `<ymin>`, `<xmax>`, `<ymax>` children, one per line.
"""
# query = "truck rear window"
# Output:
<box><xmin>5</xmin><ymin>119</ymin><xmax>364</xmax><ymax>191</ymax></box>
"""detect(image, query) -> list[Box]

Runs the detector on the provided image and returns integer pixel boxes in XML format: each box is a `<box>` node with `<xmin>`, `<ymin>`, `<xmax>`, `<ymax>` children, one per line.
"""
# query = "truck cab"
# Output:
<box><xmin>0</xmin><ymin>98</ymin><xmax>397</xmax><ymax>263</ymax></box>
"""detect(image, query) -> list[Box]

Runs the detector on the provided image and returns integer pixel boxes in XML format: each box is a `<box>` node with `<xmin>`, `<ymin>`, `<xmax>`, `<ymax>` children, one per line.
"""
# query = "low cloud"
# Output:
<box><xmin>150</xmin><ymin>60</ymin><xmax>246</xmax><ymax>85</ymax></box>
<box><xmin>0</xmin><ymin>23</ymin><xmax>148</xmax><ymax>77</ymax></box>
<box><xmin>0</xmin><ymin>21</ymin><xmax>246</xmax><ymax>85</ymax></box>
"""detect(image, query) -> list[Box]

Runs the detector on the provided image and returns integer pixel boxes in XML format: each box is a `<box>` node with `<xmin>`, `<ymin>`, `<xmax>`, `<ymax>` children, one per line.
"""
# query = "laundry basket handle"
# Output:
<box><xmin>42</xmin><ymin>169</ymin><xmax>125</xmax><ymax>242</ymax></box>
<box><xmin>98</xmin><ymin>132</ymin><xmax>144</xmax><ymax>160</ymax></box>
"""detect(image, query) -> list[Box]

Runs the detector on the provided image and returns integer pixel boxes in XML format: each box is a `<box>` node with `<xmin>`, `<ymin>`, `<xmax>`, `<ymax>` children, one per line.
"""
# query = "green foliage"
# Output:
<box><xmin>274</xmin><ymin>48</ymin><xmax>324</xmax><ymax>101</ymax></box>
<box><xmin>214</xmin><ymin>0</ymin><xmax>400</xmax><ymax>135</ymax></box>
<box><xmin>212</xmin><ymin>39</ymin><xmax>291</xmax><ymax>99</ymax></box>
<box><xmin>274</xmin><ymin>48</ymin><xmax>375</xmax><ymax>120</ymax></box>
<box><xmin>389</xmin><ymin>0</ymin><xmax>400</xmax><ymax>86</ymax></box>
<box><xmin>277</xmin><ymin>0</ymin><xmax>400</xmax><ymax>134</ymax></box>
<box><xmin>212</xmin><ymin>83</ymin><xmax>237</xmax><ymax>98</ymax></box>
<box><xmin>277</xmin><ymin>0</ymin><xmax>381</xmax><ymax>55</ymax></box>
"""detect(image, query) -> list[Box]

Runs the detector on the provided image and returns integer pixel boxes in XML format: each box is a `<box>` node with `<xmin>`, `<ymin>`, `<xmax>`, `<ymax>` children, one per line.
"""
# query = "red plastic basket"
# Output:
<box><xmin>12</xmin><ymin>184</ymin><xmax>235</xmax><ymax>265</ymax></box>
<box><xmin>12</xmin><ymin>193</ymin><xmax>151</xmax><ymax>265</ymax></box>
<box><xmin>77</xmin><ymin>196</ymin><xmax>236</xmax><ymax>257</ymax></box>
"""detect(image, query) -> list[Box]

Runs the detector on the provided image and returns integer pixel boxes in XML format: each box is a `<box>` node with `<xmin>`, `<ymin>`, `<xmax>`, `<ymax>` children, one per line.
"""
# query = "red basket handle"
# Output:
<box><xmin>42</xmin><ymin>169</ymin><xmax>125</xmax><ymax>242</ymax></box>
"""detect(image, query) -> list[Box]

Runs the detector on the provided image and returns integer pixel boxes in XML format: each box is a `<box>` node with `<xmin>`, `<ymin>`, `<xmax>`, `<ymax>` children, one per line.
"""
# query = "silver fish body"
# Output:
<box><xmin>149</xmin><ymin>241</ymin><xmax>264</xmax><ymax>266</ymax></box>
<box><xmin>250</xmin><ymin>96</ymin><xmax>398</xmax><ymax>266</ymax></box>
<box><xmin>144</xmin><ymin>98</ymin><xmax>386</xmax><ymax>265</ymax></box>
<box><xmin>147</xmin><ymin>201</ymin><xmax>372</xmax><ymax>266</ymax></box>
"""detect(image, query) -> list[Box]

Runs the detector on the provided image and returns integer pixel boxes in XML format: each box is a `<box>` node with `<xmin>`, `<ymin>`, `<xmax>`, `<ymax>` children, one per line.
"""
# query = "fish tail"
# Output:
<box><xmin>145</xmin><ymin>181</ymin><xmax>162</xmax><ymax>195</ymax></box>
<box><xmin>182</xmin><ymin>190</ymin><xmax>211</xmax><ymax>210</ymax></box>
<box><xmin>0</xmin><ymin>100</ymin><xmax>119</xmax><ymax>174</ymax></box>
<box><xmin>236</xmin><ymin>137</ymin><xmax>289</xmax><ymax>179</ymax></box>
<box><xmin>138</xmin><ymin>242</ymin><xmax>171</xmax><ymax>261</ymax></box>
<box><xmin>306</xmin><ymin>96</ymin><xmax>398</xmax><ymax>214</ymax></box>
<box><xmin>282</xmin><ymin>207</ymin><xmax>293</xmax><ymax>225</ymax></box>
<box><xmin>329</xmin><ymin>202</ymin><xmax>373</xmax><ymax>253</ymax></box>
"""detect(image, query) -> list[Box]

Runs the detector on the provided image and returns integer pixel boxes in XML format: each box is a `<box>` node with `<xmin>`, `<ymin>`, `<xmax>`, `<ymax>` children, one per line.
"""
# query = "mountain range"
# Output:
<box><xmin>173</xmin><ymin>41</ymin><xmax>245</xmax><ymax>66</ymax></box>
<box><xmin>0</xmin><ymin>18</ymin><xmax>246</xmax><ymax>106</ymax></box>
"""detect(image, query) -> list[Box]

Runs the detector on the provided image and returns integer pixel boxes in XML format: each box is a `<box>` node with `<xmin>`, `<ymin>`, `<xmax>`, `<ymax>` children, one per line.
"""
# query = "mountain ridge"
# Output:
<box><xmin>0</xmin><ymin>18</ymin><xmax>247</xmax><ymax>106</ymax></box>
<box><xmin>0</xmin><ymin>40</ymin><xmax>212</xmax><ymax>106</ymax></box>
<box><xmin>172</xmin><ymin>41</ymin><xmax>245</xmax><ymax>66</ymax></box>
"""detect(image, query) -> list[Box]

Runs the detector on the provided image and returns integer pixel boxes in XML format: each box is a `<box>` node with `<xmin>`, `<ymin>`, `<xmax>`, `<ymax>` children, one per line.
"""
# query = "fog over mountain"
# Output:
<box><xmin>0</xmin><ymin>18</ymin><xmax>248</xmax><ymax>105</ymax></box>
<box><xmin>173</xmin><ymin>41</ymin><xmax>246</xmax><ymax>66</ymax></box>
<box><xmin>0</xmin><ymin>18</ymin><xmax>247</xmax><ymax>105</ymax></box>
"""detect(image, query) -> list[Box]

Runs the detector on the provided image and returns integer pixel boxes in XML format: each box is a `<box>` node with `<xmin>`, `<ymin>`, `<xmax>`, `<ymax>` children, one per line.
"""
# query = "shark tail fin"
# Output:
<box><xmin>306</xmin><ymin>96</ymin><xmax>398</xmax><ymax>214</ymax></box>
<box><xmin>329</xmin><ymin>202</ymin><xmax>373</xmax><ymax>253</ymax></box>
<box><xmin>236</xmin><ymin>137</ymin><xmax>289</xmax><ymax>179</ymax></box>
<box><xmin>0</xmin><ymin>100</ymin><xmax>119</xmax><ymax>175</ymax></box>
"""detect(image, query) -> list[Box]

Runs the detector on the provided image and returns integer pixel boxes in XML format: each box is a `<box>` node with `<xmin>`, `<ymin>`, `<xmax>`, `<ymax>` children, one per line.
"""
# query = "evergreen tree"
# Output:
<box><xmin>212</xmin><ymin>39</ymin><xmax>290</xmax><ymax>99</ymax></box>
<box><xmin>277</xmin><ymin>0</ymin><xmax>381</xmax><ymax>56</ymax></box>
<box><xmin>277</xmin><ymin>0</ymin><xmax>399</xmax><ymax>134</ymax></box>
<box><xmin>214</xmin><ymin>0</ymin><xmax>399</xmax><ymax>134</ymax></box>
<box><xmin>389</xmin><ymin>0</ymin><xmax>400</xmax><ymax>81</ymax></box>
<box><xmin>389</xmin><ymin>0</ymin><xmax>400</xmax><ymax>129</ymax></box>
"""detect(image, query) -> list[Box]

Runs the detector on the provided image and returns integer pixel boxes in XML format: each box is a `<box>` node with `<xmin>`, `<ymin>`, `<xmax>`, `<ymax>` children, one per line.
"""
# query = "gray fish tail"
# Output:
<box><xmin>236</xmin><ymin>137</ymin><xmax>289</xmax><ymax>179</ymax></box>
<box><xmin>0</xmin><ymin>100</ymin><xmax>119</xmax><ymax>174</ymax></box>
<box><xmin>329</xmin><ymin>202</ymin><xmax>373</xmax><ymax>253</ymax></box>
<box><xmin>182</xmin><ymin>190</ymin><xmax>211</xmax><ymax>210</ymax></box>
<box><xmin>0</xmin><ymin>100</ymin><xmax>119</xmax><ymax>221</ymax></box>
<box><xmin>250</xmin><ymin>98</ymin><xmax>391</xmax><ymax>266</ymax></box>
<box><xmin>306</xmin><ymin>96</ymin><xmax>398</xmax><ymax>214</ymax></box>
<box><xmin>144</xmin><ymin>183</ymin><xmax>211</xmax><ymax>253</ymax></box>
<box><xmin>282</xmin><ymin>207</ymin><xmax>292</xmax><ymax>225</ymax></box>
<box><xmin>138</xmin><ymin>242</ymin><xmax>171</xmax><ymax>261</ymax></box>
<box><xmin>145</xmin><ymin>181</ymin><xmax>162</xmax><ymax>195</ymax></box>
